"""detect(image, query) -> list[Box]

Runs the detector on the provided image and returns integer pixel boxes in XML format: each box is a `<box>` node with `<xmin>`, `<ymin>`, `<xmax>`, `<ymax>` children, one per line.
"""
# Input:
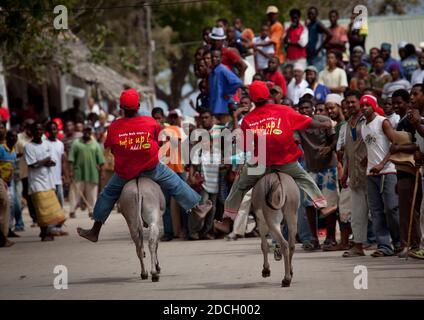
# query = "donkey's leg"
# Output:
<box><xmin>123</xmin><ymin>213</ymin><xmax>148</xmax><ymax>280</ymax></box>
<box><xmin>137</xmin><ymin>226</ymin><xmax>149</xmax><ymax>280</ymax></box>
<box><xmin>267</xmin><ymin>217</ymin><xmax>291</xmax><ymax>287</ymax></box>
<box><xmin>257</xmin><ymin>213</ymin><xmax>271</xmax><ymax>278</ymax></box>
<box><xmin>155</xmin><ymin>240</ymin><xmax>161</xmax><ymax>274</ymax></box>
<box><xmin>283</xmin><ymin>203</ymin><xmax>298</xmax><ymax>278</ymax></box>
<box><xmin>143</xmin><ymin>212</ymin><xmax>160</xmax><ymax>273</ymax></box>
<box><xmin>148</xmin><ymin>221</ymin><xmax>160</xmax><ymax>282</ymax></box>
<box><xmin>288</xmin><ymin>227</ymin><xmax>297</xmax><ymax>277</ymax></box>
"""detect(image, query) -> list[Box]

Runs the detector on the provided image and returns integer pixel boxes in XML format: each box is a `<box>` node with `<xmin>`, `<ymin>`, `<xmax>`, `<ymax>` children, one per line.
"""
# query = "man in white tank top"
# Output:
<box><xmin>360</xmin><ymin>95</ymin><xmax>401</xmax><ymax>257</ymax></box>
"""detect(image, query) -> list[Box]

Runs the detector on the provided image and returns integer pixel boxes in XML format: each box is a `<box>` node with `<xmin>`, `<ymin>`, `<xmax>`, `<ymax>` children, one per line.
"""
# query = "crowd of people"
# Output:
<box><xmin>1</xmin><ymin>4</ymin><xmax>424</xmax><ymax>261</ymax></box>
<box><xmin>0</xmin><ymin>97</ymin><xmax>113</xmax><ymax>245</ymax></box>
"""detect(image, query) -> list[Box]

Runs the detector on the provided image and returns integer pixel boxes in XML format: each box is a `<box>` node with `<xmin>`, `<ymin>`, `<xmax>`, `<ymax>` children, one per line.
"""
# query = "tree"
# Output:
<box><xmin>152</xmin><ymin>1</ymin><xmax>217</xmax><ymax>109</ymax></box>
<box><xmin>0</xmin><ymin>0</ymin><xmax>82</xmax><ymax>117</ymax></box>
<box><xmin>0</xmin><ymin>1</ymin><xmax>72</xmax><ymax>81</ymax></box>
<box><xmin>0</xmin><ymin>0</ymin><xmax>151</xmax><ymax>115</ymax></box>
<box><xmin>1</xmin><ymin>0</ymin><xmax>421</xmax><ymax>113</ymax></box>
<box><xmin>375</xmin><ymin>0</ymin><xmax>421</xmax><ymax>15</ymax></box>
<box><xmin>152</xmin><ymin>0</ymin><xmax>296</xmax><ymax>110</ymax></box>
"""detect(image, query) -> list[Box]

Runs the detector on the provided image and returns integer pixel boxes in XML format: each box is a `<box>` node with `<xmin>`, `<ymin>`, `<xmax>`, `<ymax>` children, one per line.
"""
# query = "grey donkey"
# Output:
<box><xmin>119</xmin><ymin>177</ymin><xmax>166</xmax><ymax>282</ymax></box>
<box><xmin>251</xmin><ymin>172</ymin><xmax>300</xmax><ymax>287</ymax></box>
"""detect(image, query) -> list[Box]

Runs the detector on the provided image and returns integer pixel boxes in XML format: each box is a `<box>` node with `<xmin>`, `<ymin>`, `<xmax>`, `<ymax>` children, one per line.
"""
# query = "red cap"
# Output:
<box><xmin>249</xmin><ymin>81</ymin><xmax>270</xmax><ymax>103</ymax></box>
<box><xmin>53</xmin><ymin>118</ymin><xmax>63</xmax><ymax>130</ymax></box>
<box><xmin>0</xmin><ymin>107</ymin><xmax>10</xmax><ymax>121</ymax></box>
<box><xmin>360</xmin><ymin>95</ymin><xmax>385</xmax><ymax>116</ymax></box>
<box><xmin>120</xmin><ymin>89</ymin><xmax>140</xmax><ymax>110</ymax></box>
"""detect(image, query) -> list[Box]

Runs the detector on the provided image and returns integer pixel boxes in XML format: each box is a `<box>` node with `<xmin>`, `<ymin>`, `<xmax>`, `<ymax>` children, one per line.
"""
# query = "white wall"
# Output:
<box><xmin>320</xmin><ymin>14</ymin><xmax>424</xmax><ymax>58</ymax></box>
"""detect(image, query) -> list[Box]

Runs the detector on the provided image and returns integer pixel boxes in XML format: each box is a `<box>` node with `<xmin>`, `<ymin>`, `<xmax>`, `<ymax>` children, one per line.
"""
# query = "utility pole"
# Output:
<box><xmin>141</xmin><ymin>3</ymin><xmax>155</xmax><ymax>110</ymax></box>
<box><xmin>145</xmin><ymin>5</ymin><xmax>154</xmax><ymax>90</ymax></box>
<box><xmin>42</xmin><ymin>82</ymin><xmax>50</xmax><ymax>120</ymax></box>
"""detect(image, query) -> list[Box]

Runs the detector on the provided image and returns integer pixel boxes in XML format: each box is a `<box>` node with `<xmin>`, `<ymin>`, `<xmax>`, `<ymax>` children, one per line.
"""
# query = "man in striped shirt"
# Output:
<box><xmin>188</xmin><ymin>110</ymin><xmax>219</xmax><ymax>240</ymax></box>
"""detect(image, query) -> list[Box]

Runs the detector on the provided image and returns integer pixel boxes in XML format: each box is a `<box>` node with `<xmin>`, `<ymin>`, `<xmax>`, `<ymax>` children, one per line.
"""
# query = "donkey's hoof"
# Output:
<box><xmin>151</xmin><ymin>274</ymin><xmax>160</xmax><ymax>282</ymax></box>
<box><xmin>156</xmin><ymin>265</ymin><xmax>161</xmax><ymax>274</ymax></box>
<box><xmin>141</xmin><ymin>273</ymin><xmax>148</xmax><ymax>280</ymax></box>
<box><xmin>273</xmin><ymin>246</ymin><xmax>282</xmax><ymax>261</ymax></box>
<box><xmin>262</xmin><ymin>269</ymin><xmax>271</xmax><ymax>278</ymax></box>
<box><xmin>281</xmin><ymin>278</ymin><xmax>291</xmax><ymax>287</ymax></box>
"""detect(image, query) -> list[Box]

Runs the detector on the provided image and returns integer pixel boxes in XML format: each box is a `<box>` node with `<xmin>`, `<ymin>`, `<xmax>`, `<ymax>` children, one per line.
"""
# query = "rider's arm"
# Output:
<box><xmin>307</xmin><ymin>119</ymin><xmax>332</xmax><ymax>130</ymax></box>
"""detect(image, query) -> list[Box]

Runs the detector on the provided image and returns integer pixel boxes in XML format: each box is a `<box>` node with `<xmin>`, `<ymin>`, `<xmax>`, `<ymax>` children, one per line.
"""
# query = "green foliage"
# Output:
<box><xmin>85</xmin><ymin>24</ymin><xmax>112</xmax><ymax>65</ymax></box>
<box><xmin>0</xmin><ymin>0</ymin><xmax>421</xmax><ymax>105</ymax></box>
<box><xmin>151</xmin><ymin>0</ymin><xmax>295</xmax><ymax>107</ymax></box>
<box><xmin>118</xmin><ymin>47</ymin><xmax>141</xmax><ymax>73</ymax></box>
<box><xmin>153</xmin><ymin>0</ymin><xmax>294</xmax><ymax>59</ymax></box>
<box><xmin>0</xmin><ymin>0</ymin><xmax>76</xmax><ymax>84</ymax></box>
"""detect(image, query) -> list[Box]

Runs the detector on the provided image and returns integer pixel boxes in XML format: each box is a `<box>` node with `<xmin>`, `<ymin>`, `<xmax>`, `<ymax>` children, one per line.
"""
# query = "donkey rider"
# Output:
<box><xmin>77</xmin><ymin>89</ymin><xmax>212</xmax><ymax>242</ymax></box>
<box><xmin>223</xmin><ymin>81</ymin><xmax>337</xmax><ymax>221</ymax></box>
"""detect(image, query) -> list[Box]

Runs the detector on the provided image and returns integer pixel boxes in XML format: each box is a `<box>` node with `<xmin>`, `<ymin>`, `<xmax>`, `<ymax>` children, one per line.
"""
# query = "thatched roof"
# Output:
<box><xmin>58</xmin><ymin>34</ymin><xmax>154</xmax><ymax>101</ymax></box>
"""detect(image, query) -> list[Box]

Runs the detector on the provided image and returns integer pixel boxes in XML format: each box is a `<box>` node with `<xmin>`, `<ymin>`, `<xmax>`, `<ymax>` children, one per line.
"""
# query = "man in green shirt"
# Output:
<box><xmin>68</xmin><ymin>126</ymin><xmax>104</xmax><ymax>218</ymax></box>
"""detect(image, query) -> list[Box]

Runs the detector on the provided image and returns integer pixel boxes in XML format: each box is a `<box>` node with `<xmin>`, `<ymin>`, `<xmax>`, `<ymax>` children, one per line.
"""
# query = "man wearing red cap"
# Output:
<box><xmin>0</xmin><ymin>95</ymin><xmax>10</xmax><ymax>126</ymax></box>
<box><xmin>224</xmin><ymin>81</ymin><xmax>336</xmax><ymax>219</ymax></box>
<box><xmin>77</xmin><ymin>88</ymin><xmax>212</xmax><ymax>242</ymax></box>
<box><xmin>360</xmin><ymin>94</ymin><xmax>401</xmax><ymax>257</ymax></box>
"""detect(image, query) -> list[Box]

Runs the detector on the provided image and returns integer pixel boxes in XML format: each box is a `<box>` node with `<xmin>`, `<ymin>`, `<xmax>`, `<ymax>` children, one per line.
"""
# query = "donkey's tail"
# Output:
<box><xmin>265</xmin><ymin>173</ymin><xmax>286</xmax><ymax>210</ymax></box>
<box><xmin>135</xmin><ymin>178</ymin><xmax>145</xmax><ymax>226</ymax></box>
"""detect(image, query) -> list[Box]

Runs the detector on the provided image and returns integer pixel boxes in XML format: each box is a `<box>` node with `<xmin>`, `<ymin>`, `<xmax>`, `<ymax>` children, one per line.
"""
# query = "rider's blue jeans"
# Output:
<box><xmin>93</xmin><ymin>163</ymin><xmax>201</xmax><ymax>224</ymax></box>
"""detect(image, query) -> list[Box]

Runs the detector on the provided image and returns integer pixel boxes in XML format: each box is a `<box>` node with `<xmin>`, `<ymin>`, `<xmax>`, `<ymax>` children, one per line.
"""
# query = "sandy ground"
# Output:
<box><xmin>1</xmin><ymin>208</ymin><xmax>424</xmax><ymax>300</ymax></box>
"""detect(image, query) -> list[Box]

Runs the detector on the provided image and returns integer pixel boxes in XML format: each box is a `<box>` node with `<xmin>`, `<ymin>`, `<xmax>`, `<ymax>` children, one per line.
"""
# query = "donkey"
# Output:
<box><xmin>251</xmin><ymin>172</ymin><xmax>300</xmax><ymax>287</ymax></box>
<box><xmin>119</xmin><ymin>177</ymin><xmax>166</xmax><ymax>282</ymax></box>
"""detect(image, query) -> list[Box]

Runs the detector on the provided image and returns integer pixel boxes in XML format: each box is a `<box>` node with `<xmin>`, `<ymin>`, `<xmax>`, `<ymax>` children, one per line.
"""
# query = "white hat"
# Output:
<box><xmin>353</xmin><ymin>46</ymin><xmax>365</xmax><ymax>53</ymax></box>
<box><xmin>182</xmin><ymin>117</ymin><xmax>196</xmax><ymax>127</ymax></box>
<box><xmin>301</xmin><ymin>88</ymin><xmax>315</xmax><ymax>99</ymax></box>
<box><xmin>266</xmin><ymin>5</ymin><xmax>279</xmax><ymax>14</ymax></box>
<box><xmin>325</xmin><ymin>93</ymin><xmax>342</xmax><ymax>106</ymax></box>
<box><xmin>398</xmin><ymin>41</ymin><xmax>408</xmax><ymax>50</ymax></box>
<box><xmin>209</xmin><ymin>27</ymin><xmax>227</xmax><ymax>40</ymax></box>
<box><xmin>293</xmin><ymin>62</ymin><xmax>305</xmax><ymax>72</ymax></box>
<box><xmin>168</xmin><ymin>108</ymin><xmax>184</xmax><ymax>119</ymax></box>
<box><xmin>305</xmin><ymin>65</ymin><xmax>318</xmax><ymax>74</ymax></box>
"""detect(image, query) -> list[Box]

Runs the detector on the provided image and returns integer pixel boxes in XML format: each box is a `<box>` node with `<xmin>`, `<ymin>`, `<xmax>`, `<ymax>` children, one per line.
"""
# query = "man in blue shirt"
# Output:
<box><xmin>208</xmin><ymin>50</ymin><xmax>243</xmax><ymax>115</ymax></box>
<box><xmin>305</xmin><ymin>65</ymin><xmax>330</xmax><ymax>103</ymax></box>
<box><xmin>381</xmin><ymin>43</ymin><xmax>404</xmax><ymax>77</ymax></box>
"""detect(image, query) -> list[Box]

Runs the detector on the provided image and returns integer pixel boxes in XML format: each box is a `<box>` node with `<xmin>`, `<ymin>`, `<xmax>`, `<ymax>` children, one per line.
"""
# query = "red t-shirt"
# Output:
<box><xmin>265</xmin><ymin>71</ymin><xmax>287</xmax><ymax>96</ymax></box>
<box><xmin>222</xmin><ymin>47</ymin><xmax>241</xmax><ymax>71</ymax></box>
<box><xmin>105</xmin><ymin>116</ymin><xmax>161</xmax><ymax>180</ymax></box>
<box><xmin>0</xmin><ymin>107</ymin><xmax>10</xmax><ymax>121</ymax></box>
<box><xmin>241</xmin><ymin>104</ymin><xmax>312</xmax><ymax>167</ymax></box>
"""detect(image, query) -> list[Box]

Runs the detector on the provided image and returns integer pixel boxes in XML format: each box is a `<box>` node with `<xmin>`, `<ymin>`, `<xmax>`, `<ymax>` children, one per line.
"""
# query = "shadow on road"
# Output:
<box><xmin>150</xmin><ymin>281</ymin><xmax>278</xmax><ymax>291</ymax></box>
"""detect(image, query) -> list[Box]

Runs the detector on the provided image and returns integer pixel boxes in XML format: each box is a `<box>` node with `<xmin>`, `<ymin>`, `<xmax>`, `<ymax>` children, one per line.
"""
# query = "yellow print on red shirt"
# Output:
<box><xmin>248</xmin><ymin>117</ymin><xmax>282</xmax><ymax>136</ymax></box>
<box><xmin>118</xmin><ymin>131</ymin><xmax>152</xmax><ymax>150</ymax></box>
